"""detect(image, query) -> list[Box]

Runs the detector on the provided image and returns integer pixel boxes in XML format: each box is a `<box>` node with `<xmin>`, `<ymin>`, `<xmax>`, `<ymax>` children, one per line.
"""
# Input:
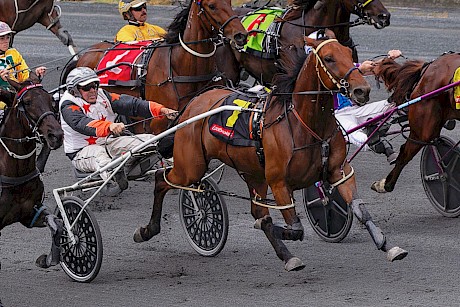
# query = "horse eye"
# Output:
<box><xmin>324</xmin><ymin>55</ymin><xmax>335</xmax><ymax>63</ymax></box>
<box><xmin>208</xmin><ymin>4</ymin><xmax>216</xmax><ymax>10</ymax></box>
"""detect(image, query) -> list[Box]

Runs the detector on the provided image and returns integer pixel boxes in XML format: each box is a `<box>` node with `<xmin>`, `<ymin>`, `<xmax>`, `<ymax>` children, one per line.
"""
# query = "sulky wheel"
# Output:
<box><xmin>420</xmin><ymin>136</ymin><xmax>460</xmax><ymax>217</ymax></box>
<box><xmin>179</xmin><ymin>177</ymin><xmax>228</xmax><ymax>257</ymax></box>
<box><xmin>54</xmin><ymin>196</ymin><xmax>103</xmax><ymax>282</ymax></box>
<box><xmin>302</xmin><ymin>185</ymin><xmax>353</xmax><ymax>243</ymax></box>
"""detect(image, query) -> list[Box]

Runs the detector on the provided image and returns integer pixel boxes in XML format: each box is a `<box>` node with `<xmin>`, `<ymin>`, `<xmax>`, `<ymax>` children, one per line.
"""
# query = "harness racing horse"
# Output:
<box><xmin>133</xmin><ymin>31</ymin><xmax>407</xmax><ymax>271</ymax></box>
<box><xmin>370</xmin><ymin>53</ymin><xmax>460</xmax><ymax>193</ymax></box>
<box><xmin>0</xmin><ymin>76</ymin><xmax>64</xmax><ymax>270</ymax></box>
<box><xmin>71</xmin><ymin>0</ymin><xmax>247</xmax><ymax>134</ymax></box>
<box><xmin>0</xmin><ymin>0</ymin><xmax>76</xmax><ymax>53</ymax></box>
<box><xmin>217</xmin><ymin>0</ymin><xmax>391</xmax><ymax>85</ymax></box>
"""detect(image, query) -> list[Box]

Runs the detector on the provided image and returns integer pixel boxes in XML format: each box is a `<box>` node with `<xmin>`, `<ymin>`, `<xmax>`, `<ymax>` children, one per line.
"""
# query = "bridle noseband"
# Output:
<box><xmin>16</xmin><ymin>84</ymin><xmax>56</xmax><ymax>135</ymax></box>
<box><xmin>310</xmin><ymin>39</ymin><xmax>358</xmax><ymax>97</ymax></box>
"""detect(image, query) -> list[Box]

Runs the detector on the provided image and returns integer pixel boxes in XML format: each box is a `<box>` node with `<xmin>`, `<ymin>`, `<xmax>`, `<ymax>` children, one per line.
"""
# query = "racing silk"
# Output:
<box><xmin>0</xmin><ymin>48</ymin><xmax>30</xmax><ymax>89</ymax></box>
<box><xmin>334</xmin><ymin>93</ymin><xmax>353</xmax><ymax>111</ymax></box>
<box><xmin>115</xmin><ymin>22</ymin><xmax>166</xmax><ymax>42</ymax></box>
<box><xmin>60</xmin><ymin>89</ymin><xmax>164</xmax><ymax>158</ymax></box>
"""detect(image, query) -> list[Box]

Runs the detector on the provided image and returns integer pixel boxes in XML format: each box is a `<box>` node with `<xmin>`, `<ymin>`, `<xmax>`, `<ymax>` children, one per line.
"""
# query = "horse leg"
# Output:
<box><xmin>371</xmin><ymin>135</ymin><xmax>426</xmax><ymax>193</ymax></box>
<box><xmin>34</xmin><ymin>209</ymin><xmax>64</xmax><ymax>268</ymax></box>
<box><xmin>252</xmin><ymin>179</ymin><xmax>305</xmax><ymax>271</ymax></box>
<box><xmin>337</xmin><ymin>176</ymin><xmax>408</xmax><ymax>261</ymax></box>
<box><xmin>133</xmin><ymin>169</ymin><xmax>173</xmax><ymax>242</ymax></box>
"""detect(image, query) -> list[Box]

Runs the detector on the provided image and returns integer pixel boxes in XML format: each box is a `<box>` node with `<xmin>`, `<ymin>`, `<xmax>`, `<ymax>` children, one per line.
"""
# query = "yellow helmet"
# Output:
<box><xmin>118</xmin><ymin>0</ymin><xmax>147</xmax><ymax>20</ymax></box>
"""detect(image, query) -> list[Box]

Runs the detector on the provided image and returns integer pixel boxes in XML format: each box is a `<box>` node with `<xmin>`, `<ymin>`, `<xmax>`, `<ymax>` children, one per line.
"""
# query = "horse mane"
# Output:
<box><xmin>272</xmin><ymin>44</ymin><xmax>308</xmax><ymax>105</ymax></box>
<box><xmin>283</xmin><ymin>0</ymin><xmax>318</xmax><ymax>21</ymax></box>
<box><xmin>374</xmin><ymin>58</ymin><xmax>426</xmax><ymax>105</ymax></box>
<box><xmin>164</xmin><ymin>1</ymin><xmax>191</xmax><ymax>44</ymax></box>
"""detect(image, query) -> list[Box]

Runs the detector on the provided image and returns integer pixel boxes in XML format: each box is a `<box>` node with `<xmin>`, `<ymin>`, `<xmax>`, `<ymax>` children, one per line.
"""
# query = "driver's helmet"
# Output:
<box><xmin>66</xmin><ymin>67</ymin><xmax>100</xmax><ymax>96</ymax></box>
<box><xmin>118</xmin><ymin>0</ymin><xmax>146</xmax><ymax>20</ymax></box>
<box><xmin>0</xmin><ymin>21</ymin><xmax>14</xmax><ymax>37</ymax></box>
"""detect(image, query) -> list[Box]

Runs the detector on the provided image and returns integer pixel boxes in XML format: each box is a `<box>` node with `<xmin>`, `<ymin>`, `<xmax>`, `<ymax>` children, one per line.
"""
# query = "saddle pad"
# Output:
<box><xmin>242</xmin><ymin>8</ymin><xmax>285</xmax><ymax>58</ymax></box>
<box><xmin>454</xmin><ymin>67</ymin><xmax>460</xmax><ymax>109</ymax></box>
<box><xmin>208</xmin><ymin>93</ymin><xmax>260</xmax><ymax>147</ymax></box>
<box><xmin>96</xmin><ymin>41</ymin><xmax>152</xmax><ymax>86</ymax></box>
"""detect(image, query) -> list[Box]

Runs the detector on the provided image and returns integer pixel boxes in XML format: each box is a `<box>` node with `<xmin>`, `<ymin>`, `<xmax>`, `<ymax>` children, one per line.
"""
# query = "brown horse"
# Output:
<box><xmin>72</xmin><ymin>0</ymin><xmax>247</xmax><ymax>134</ymax></box>
<box><xmin>370</xmin><ymin>53</ymin><xmax>460</xmax><ymax>193</ymax></box>
<box><xmin>217</xmin><ymin>0</ymin><xmax>391</xmax><ymax>85</ymax></box>
<box><xmin>133</xmin><ymin>30</ymin><xmax>407</xmax><ymax>271</ymax></box>
<box><xmin>0</xmin><ymin>76</ymin><xmax>64</xmax><ymax>270</ymax></box>
<box><xmin>0</xmin><ymin>0</ymin><xmax>76</xmax><ymax>52</ymax></box>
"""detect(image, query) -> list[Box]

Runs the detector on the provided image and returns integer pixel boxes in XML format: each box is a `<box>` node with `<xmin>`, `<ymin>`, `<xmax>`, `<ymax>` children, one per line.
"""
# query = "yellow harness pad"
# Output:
<box><xmin>454</xmin><ymin>67</ymin><xmax>460</xmax><ymax>109</ymax></box>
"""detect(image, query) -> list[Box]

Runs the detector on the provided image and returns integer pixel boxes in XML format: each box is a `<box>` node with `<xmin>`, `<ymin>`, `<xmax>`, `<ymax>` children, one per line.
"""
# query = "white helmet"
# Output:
<box><xmin>0</xmin><ymin>21</ymin><xmax>14</xmax><ymax>37</ymax></box>
<box><xmin>118</xmin><ymin>0</ymin><xmax>146</xmax><ymax>20</ymax></box>
<box><xmin>66</xmin><ymin>67</ymin><xmax>100</xmax><ymax>96</ymax></box>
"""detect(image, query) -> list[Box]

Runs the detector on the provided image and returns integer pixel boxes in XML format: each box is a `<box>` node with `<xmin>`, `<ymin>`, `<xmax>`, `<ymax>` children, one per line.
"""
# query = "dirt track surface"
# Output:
<box><xmin>1</xmin><ymin>3</ymin><xmax>460</xmax><ymax>306</ymax></box>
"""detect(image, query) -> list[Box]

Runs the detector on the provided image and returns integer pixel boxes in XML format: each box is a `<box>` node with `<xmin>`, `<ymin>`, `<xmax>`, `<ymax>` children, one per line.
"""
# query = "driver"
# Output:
<box><xmin>115</xmin><ymin>0</ymin><xmax>166</xmax><ymax>42</ymax></box>
<box><xmin>60</xmin><ymin>67</ymin><xmax>176</xmax><ymax>194</ymax></box>
<box><xmin>0</xmin><ymin>21</ymin><xmax>46</xmax><ymax>116</ymax></box>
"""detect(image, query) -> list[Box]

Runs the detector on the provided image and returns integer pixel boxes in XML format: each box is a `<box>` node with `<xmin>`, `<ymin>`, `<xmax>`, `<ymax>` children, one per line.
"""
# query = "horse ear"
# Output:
<box><xmin>325</xmin><ymin>29</ymin><xmax>336</xmax><ymax>39</ymax></box>
<box><xmin>0</xmin><ymin>87</ymin><xmax>15</xmax><ymax>107</ymax></box>
<box><xmin>28</xmin><ymin>72</ymin><xmax>41</xmax><ymax>84</ymax></box>
<box><xmin>5</xmin><ymin>77</ymin><xmax>21</xmax><ymax>92</ymax></box>
<box><xmin>304</xmin><ymin>36</ymin><xmax>319</xmax><ymax>49</ymax></box>
<box><xmin>314</xmin><ymin>0</ymin><xmax>325</xmax><ymax>11</ymax></box>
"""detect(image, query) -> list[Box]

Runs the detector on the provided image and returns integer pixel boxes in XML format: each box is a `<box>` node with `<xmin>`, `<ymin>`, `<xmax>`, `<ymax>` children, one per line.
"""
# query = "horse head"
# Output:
<box><xmin>305</xmin><ymin>29</ymin><xmax>370</xmax><ymax>105</ymax></box>
<box><xmin>7</xmin><ymin>76</ymin><xmax>63</xmax><ymax>149</ymax></box>
<box><xmin>342</xmin><ymin>0</ymin><xmax>391</xmax><ymax>29</ymax></box>
<box><xmin>193</xmin><ymin>0</ymin><xmax>247</xmax><ymax>48</ymax></box>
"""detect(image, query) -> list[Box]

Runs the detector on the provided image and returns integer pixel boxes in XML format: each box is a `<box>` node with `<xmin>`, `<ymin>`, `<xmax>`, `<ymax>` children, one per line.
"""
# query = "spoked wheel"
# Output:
<box><xmin>179</xmin><ymin>177</ymin><xmax>228</xmax><ymax>256</ymax></box>
<box><xmin>302</xmin><ymin>185</ymin><xmax>353</xmax><ymax>243</ymax></box>
<box><xmin>54</xmin><ymin>196</ymin><xmax>103</xmax><ymax>282</ymax></box>
<box><xmin>420</xmin><ymin>136</ymin><xmax>460</xmax><ymax>217</ymax></box>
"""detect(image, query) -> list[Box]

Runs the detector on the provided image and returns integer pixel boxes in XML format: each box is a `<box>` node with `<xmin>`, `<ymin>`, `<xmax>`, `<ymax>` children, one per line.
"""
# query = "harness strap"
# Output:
<box><xmin>0</xmin><ymin>168</ymin><xmax>40</xmax><ymax>187</ymax></box>
<box><xmin>29</xmin><ymin>205</ymin><xmax>47</xmax><ymax>228</ymax></box>
<box><xmin>330</xmin><ymin>166</ymin><xmax>354</xmax><ymax>188</ymax></box>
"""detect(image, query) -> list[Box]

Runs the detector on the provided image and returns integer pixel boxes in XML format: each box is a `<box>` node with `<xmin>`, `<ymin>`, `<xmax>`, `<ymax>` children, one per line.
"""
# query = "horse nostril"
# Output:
<box><xmin>234</xmin><ymin>33</ymin><xmax>247</xmax><ymax>47</ymax></box>
<box><xmin>379</xmin><ymin>14</ymin><xmax>390</xmax><ymax>26</ymax></box>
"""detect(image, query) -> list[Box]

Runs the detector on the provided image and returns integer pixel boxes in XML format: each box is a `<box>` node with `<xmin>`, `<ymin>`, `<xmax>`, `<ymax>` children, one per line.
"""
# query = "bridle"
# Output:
<box><xmin>350</xmin><ymin>0</ymin><xmax>380</xmax><ymax>25</ymax></box>
<box><xmin>0</xmin><ymin>84</ymin><xmax>55</xmax><ymax>160</ymax></box>
<box><xmin>179</xmin><ymin>0</ymin><xmax>240</xmax><ymax>58</ymax></box>
<box><xmin>310</xmin><ymin>39</ymin><xmax>360</xmax><ymax>97</ymax></box>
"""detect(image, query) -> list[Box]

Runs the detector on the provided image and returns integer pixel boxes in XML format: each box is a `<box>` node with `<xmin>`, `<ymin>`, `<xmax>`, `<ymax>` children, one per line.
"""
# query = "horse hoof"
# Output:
<box><xmin>285</xmin><ymin>257</ymin><xmax>306</xmax><ymax>271</ymax></box>
<box><xmin>35</xmin><ymin>254</ymin><xmax>51</xmax><ymax>268</ymax></box>
<box><xmin>133</xmin><ymin>227</ymin><xmax>145</xmax><ymax>243</ymax></box>
<box><xmin>371</xmin><ymin>179</ymin><xmax>387</xmax><ymax>193</ymax></box>
<box><xmin>387</xmin><ymin>246</ymin><xmax>408</xmax><ymax>262</ymax></box>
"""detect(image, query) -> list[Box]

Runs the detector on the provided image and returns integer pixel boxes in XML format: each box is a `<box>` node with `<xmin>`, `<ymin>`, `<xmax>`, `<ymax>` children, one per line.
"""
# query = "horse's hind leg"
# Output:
<box><xmin>34</xmin><ymin>208</ymin><xmax>64</xmax><ymax>268</ymax></box>
<box><xmin>250</xmin><ymin>178</ymin><xmax>305</xmax><ymax>271</ymax></box>
<box><xmin>337</xmin><ymin>176</ymin><xmax>408</xmax><ymax>261</ymax></box>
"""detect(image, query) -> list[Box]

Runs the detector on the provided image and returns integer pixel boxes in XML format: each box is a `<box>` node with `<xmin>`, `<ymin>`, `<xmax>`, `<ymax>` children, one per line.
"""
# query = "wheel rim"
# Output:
<box><xmin>303</xmin><ymin>185</ymin><xmax>353</xmax><ymax>243</ymax></box>
<box><xmin>421</xmin><ymin>136</ymin><xmax>460</xmax><ymax>217</ymax></box>
<box><xmin>179</xmin><ymin>178</ymin><xmax>228</xmax><ymax>256</ymax></box>
<box><xmin>57</xmin><ymin>197</ymin><xmax>102</xmax><ymax>282</ymax></box>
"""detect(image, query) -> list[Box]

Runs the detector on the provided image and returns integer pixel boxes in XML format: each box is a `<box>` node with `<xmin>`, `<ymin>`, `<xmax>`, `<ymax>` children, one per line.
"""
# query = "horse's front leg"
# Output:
<box><xmin>35</xmin><ymin>208</ymin><xmax>64</xmax><ymax>268</ymax></box>
<box><xmin>337</xmin><ymin>175</ymin><xmax>408</xmax><ymax>261</ymax></box>
<box><xmin>39</xmin><ymin>8</ymin><xmax>76</xmax><ymax>49</ymax></box>
<box><xmin>133</xmin><ymin>169</ymin><xmax>172</xmax><ymax>242</ymax></box>
<box><xmin>253</xmin><ymin>179</ymin><xmax>305</xmax><ymax>271</ymax></box>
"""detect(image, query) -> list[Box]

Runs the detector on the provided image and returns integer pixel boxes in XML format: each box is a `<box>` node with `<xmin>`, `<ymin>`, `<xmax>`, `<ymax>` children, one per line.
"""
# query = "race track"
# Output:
<box><xmin>1</xmin><ymin>3</ymin><xmax>460</xmax><ymax>306</ymax></box>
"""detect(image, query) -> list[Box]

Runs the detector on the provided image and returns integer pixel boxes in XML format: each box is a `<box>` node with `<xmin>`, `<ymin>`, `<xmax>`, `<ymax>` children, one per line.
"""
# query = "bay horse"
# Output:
<box><xmin>0</xmin><ymin>76</ymin><xmax>64</xmax><ymax>270</ymax></box>
<box><xmin>370</xmin><ymin>53</ymin><xmax>460</xmax><ymax>193</ymax></box>
<box><xmin>133</xmin><ymin>30</ymin><xmax>407</xmax><ymax>271</ymax></box>
<box><xmin>217</xmin><ymin>0</ymin><xmax>391</xmax><ymax>86</ymax></box>
<box><xmin>71</xmin><ymin>0</ymin><xmax>247</xmax><ymax>134</ymax></box>
<box><xmin>0</xmin><ymin>0</ymin><xmax>76</xmax><ymax>53</ymax></box>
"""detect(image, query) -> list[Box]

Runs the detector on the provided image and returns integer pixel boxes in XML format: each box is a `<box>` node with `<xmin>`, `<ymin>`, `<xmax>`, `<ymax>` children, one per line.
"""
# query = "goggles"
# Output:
<box><xmin>78</xmin><ymin>82</ymin><xmax>99</xmax><ymax>92</ymax></box>
<box><xmin>131</xmin><ymin>4</ymin><xmax>147</xmax><ymax>11</ymax></box>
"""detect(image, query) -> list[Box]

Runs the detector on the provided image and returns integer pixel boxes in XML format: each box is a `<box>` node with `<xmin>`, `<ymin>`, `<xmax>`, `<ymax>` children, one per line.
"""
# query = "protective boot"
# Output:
<box><xmin>369</xmin><ymin>138</ymin><xmax>397</xmax><ymax>165</ymax></box>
